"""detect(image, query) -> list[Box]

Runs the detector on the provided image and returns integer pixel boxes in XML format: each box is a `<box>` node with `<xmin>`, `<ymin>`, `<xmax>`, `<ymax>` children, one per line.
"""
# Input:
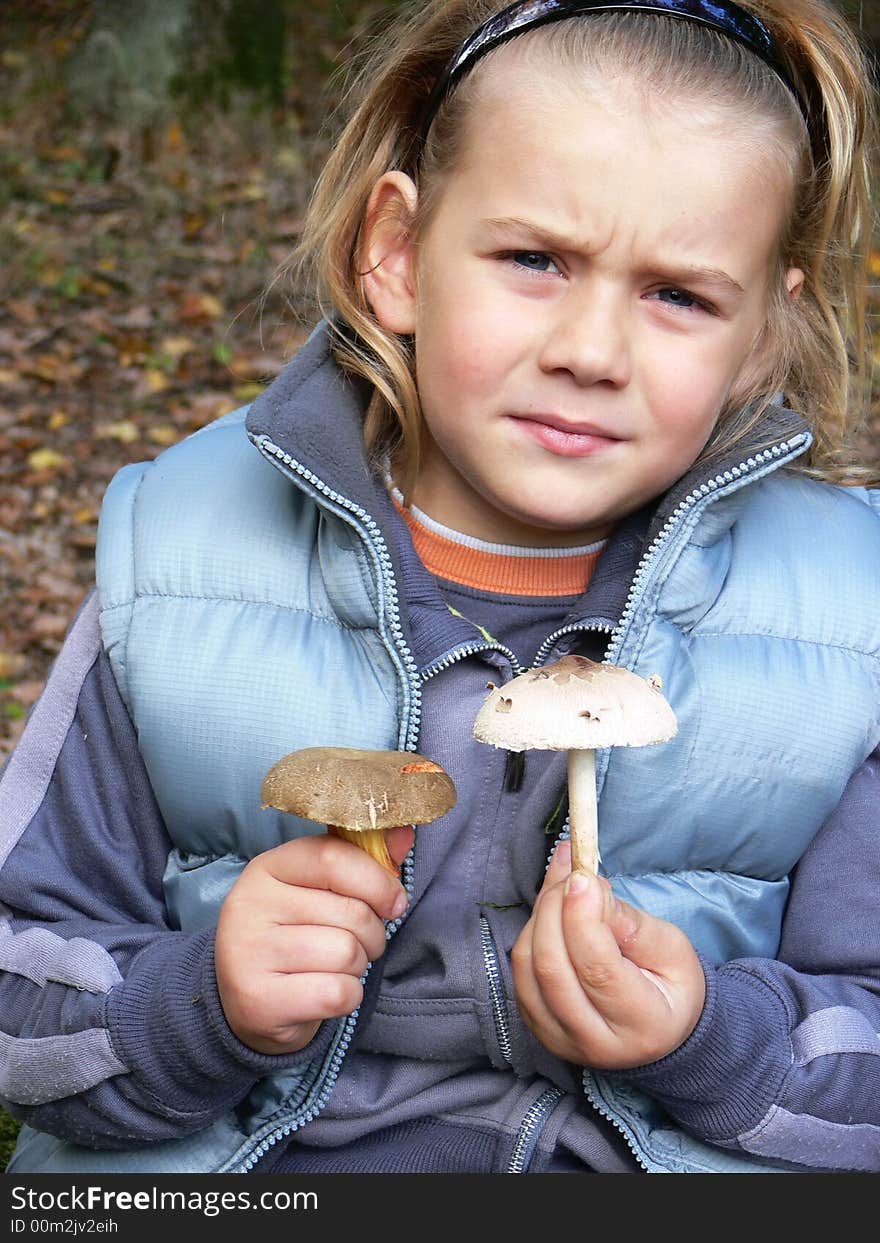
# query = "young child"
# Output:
<box><xmin>2</xmin><ymin>0</ymin><xmax>879</xmax><ymax>1175</ymax></box>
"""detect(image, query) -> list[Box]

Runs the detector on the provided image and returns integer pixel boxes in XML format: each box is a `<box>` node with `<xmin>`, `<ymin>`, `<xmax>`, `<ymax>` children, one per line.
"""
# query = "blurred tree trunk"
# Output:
<box><xmin>64</xmin><ymin>0</ymin><xmax>288</xmax><ymax>153</ymax></box>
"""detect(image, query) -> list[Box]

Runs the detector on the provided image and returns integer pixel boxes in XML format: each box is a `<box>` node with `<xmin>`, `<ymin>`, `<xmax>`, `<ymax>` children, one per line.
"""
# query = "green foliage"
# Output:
<box><xmin>0</xmin><ymin>1109</ymin><xmax>21</xmax><ymax>1170</ymax></box>
<box><xmin>180</xmin><ymin>0</ymin><xmax>288</xmax><ymax>110</ymax></box>
<box><xmin>0</xmin><ymin>682</ymin><xmax>25</xmax><ymax>722</ymax></box>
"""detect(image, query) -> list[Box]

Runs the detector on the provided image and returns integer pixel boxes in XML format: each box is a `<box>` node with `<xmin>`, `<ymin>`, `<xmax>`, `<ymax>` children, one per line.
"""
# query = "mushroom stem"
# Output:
<box><xmin>566</xmin><ymin>749</ymin><xmax>599</xmax><ymax>876</ymax></box>
<box><xmin>327</xmin><ymin>824</ymin><xmax>398</xmax><ymax>876</ymax></box>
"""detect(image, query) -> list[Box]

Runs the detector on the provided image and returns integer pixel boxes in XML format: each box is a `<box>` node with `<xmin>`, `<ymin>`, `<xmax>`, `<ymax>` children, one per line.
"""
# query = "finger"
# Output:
<box><xmin>513</xmin><ymin>885</ymin><xmax>611</xmax><ymax>1062</ymax></box>
<box><xmin>265</xmin><ymin>883</ymin><xmax>392</xmax><ymax>964</ymax></box>
<box><xmin>252</xmin><ymin>970</ymin><xmax>366</xmax><ymax>1030</ymax></box>
<box><xmin>538</xmin><ymin>838</ymin><xmax>572</xmax><ymax>893</ymax></box>
<box><xmin>528</xmin><ymin>878</ymin><xmax>616</xmax><ymax>1036</ymax></box>
<box><xmin>265</xmin><ymin>923</ymin><xmax>371</xmax><ymax>979</ymax></box>
<box><xmin>261</xmin><ymin>835</ymin><xmax>408</xmax><ymax>922</ymax></box>
<box><xmin>514</xmin><ymin>973</ymin><xmax>586</xmax><ymax>1063</ymax></box>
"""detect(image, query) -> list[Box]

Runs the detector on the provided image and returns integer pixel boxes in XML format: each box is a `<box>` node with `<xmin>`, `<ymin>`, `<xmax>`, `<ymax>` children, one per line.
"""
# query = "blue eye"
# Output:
<box><xmin>653</xmin><ymin>287</ymin><xmax>706</xmax><ymax>311</ymax></box>
<box><xmin>511</xmin><ymin>252</ymin><xmax>557</xmax><ymax>274</ymax></box>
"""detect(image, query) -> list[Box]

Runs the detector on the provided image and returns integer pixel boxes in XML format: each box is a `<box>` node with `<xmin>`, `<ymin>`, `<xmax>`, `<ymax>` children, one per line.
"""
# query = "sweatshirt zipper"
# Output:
<box><xmin>532</xmin><ymin>620</ymin><xmax>614</xmax><ymax>669</ymax></box>
<box><xmin>422</xmin><ymin>639</ymin><xmax>524</xmax><ymax>682</ymax></box>
<box><xmin>508</xmin><ymin>1087</ymin><xmax>565</xmax><ymax>1173</ymax></box>
<box><xmin>481</xmin><ymin>920</ymin><xmax>569</xmax><ymax>1173</ymax></box>
<box><xmin>479</xmin><ymin>915</ymin><xmax>513</xmax><ymax>1065</ymax></box>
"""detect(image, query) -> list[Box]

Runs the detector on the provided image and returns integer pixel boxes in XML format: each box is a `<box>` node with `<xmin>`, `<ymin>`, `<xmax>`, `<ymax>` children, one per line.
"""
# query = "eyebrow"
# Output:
<box><xmin>481</xmin><ymin>216</ymin><xmax>747</xmax><ymax>297</ymax></box>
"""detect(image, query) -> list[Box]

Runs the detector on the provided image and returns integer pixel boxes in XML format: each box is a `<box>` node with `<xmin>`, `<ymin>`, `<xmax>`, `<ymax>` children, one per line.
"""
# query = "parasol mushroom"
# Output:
<box><xmin>261</xmin><ymin>746</ymin><xmax>457</xmax><ymax>876</ymax></box>
<box><xmin>473</xmin><ymin>655</ymin><xmax>677</xmax><ymax>876</ymax></box>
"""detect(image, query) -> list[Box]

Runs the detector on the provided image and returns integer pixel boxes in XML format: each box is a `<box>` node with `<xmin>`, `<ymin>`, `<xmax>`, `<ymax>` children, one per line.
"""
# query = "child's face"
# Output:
<box><xmin>366</xmin><ymin>71</ymin><xmax>802</xmax><ymax>546</ymax></box>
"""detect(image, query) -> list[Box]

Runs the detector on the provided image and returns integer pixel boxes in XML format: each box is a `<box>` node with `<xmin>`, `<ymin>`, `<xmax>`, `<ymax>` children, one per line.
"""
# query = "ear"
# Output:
<box><xmin>785</xmin><ymin>266</ymin><xmax>804</xmax><ymax>302</ymax></box>
<box><xmin>730</xmin><ymin>265</ymin><xmax>805</xmax><ymax>403</ymax></box>
<box><xmin>360</xmin><ymin>171</ymin><xmax>420</xmax><ymax>334</ymax></box>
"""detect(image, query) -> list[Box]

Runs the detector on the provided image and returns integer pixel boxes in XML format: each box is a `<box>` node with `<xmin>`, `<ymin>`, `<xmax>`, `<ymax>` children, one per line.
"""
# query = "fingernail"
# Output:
<box><xmin>391</xmin><ymin>890</ymin><xmax>408</xmax><ymax>919</ymax></box>
<box><xmin>565</xmin><ymin>871</ymin><xmax>591</xmax><ymax>897</ymax></box>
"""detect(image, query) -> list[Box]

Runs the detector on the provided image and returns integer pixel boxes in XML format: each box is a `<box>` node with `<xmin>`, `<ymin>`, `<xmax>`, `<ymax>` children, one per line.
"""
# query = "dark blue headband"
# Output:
<box><xmin>419</xmin><ymin>0</ymin><xmax>808</xmax><ymax>138</ymax></box>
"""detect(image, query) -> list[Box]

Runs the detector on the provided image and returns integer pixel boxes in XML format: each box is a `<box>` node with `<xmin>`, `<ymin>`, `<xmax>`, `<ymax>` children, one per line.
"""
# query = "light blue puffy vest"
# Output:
<box><xmin>14</xmin><ymin>405</ymin><xmax>880</xmax><ymax>1175</ymax></box>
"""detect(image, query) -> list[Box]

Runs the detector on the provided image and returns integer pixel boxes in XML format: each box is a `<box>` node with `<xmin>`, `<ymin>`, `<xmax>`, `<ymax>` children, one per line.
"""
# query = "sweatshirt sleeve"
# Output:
<box><xmin>618</xmin><ymin>745</ymin><xmax>880</xmax><ymax>1172</ymax></box>
<box><xmin>0</xmin><ymin>593</ymin><xmax>333</xmax><ymax>1150</ymax></box>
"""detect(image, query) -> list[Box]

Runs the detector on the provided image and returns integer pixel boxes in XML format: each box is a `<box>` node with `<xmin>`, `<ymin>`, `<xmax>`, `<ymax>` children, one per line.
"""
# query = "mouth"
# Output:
<box><xmin>511</xmin><ymin>414</ymin><xmax>625</xmax><ymax>459</ymax></box>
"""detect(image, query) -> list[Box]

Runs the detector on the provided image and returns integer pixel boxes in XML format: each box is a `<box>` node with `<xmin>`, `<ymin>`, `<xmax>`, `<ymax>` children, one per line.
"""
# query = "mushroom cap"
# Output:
<box><xmin>473</xmin><ymin>655</ymin><xmax>678</xmax><ymax>751</ymax></box>
<box><xmin>261</xmin><ymin>746</ymin><xmax>457</xmax><ymax>831</ymax></box>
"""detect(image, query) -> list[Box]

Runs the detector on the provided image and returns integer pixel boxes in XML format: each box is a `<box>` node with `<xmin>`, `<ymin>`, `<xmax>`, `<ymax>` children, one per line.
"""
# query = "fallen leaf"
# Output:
<box><xmin>26</xmin><ymin>448</ymin><xmax>68</xmax><ymax>472</ymax></box>
<box><xmin>11</xmin><ymin>681</ymin><xmax>44</xmax><ymax>708</ymax></box>
<box><xmin>178</xmin><ymin>292</ymin><xmax>224</xmax><ymax>322</ymax></box>
<box><xmin>229</xmin><ymin>352</ymin><xmax>286</xmax><ymax>380</ymax></box>
<box><xmin>95</xmin><ymin>420</ymin><xmax>139</xmax><ymax>444</ymax></box>
<box><xmin>30</xmin><ymin>614</ymin><xmax>69</xmax><ymax>641</ymax></box>
<box><xmin>159</xmin><ymin>335</ymin><xmax>195</xmax><ymax>358</ymax></box>
<box><xmin>165</xmin><ymin>121</ymin><xmax>186</xmax><ymax>153</ymax></box>
<box><xmin>0</xmin><ymin>653</ymin><xmax>26</xmax><ymax>679</ymax></box>
<box><xmin>7</xmin><ymin>299</ymin><xmax>38</xmax><ymax>324</ymax></box>
<box><xmin>143</xmin><ymin>369</ymin><xmax>170</xmax><ymax>393</ymax></box>
<box><xmin>147</xmin><ymin>426</ymin><xmax>181</xmax><ymax>446</ymax></box>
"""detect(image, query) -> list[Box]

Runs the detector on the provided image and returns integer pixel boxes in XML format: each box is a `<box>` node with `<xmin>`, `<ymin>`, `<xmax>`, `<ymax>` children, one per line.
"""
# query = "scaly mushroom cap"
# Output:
<box><xmin>473</xmin><ymin>655</ymin><xmax>678</xmax><ymax>751</ymax></box>
<box><xmin>261</xmin><ymin>746</ymin><xmax>457</xmax><ymax>831</ymax></box>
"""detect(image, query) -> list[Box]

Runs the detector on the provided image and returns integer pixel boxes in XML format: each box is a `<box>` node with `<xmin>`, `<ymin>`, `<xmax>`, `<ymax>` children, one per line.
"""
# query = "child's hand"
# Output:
<box><xmin>215</xmin><ymin>828</ymin><xmax>413</xmax><ymax>1055</ymax></box>
<box><xmin>512</xmin><ymin>841</ymin><xmax>706</xmax><ymax>1070</ymax></box>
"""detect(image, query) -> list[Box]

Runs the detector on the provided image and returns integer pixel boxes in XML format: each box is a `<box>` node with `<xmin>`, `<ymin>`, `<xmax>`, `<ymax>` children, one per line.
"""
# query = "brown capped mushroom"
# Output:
<box><xmin>261</xmin><ymin>746</ymin><xmax>457</xmax><ymax>875</ymax></box>
<box><xmin>473</xmin><ymin>655</ymin><xmax>677</xmax><ymax>876</ymax></box>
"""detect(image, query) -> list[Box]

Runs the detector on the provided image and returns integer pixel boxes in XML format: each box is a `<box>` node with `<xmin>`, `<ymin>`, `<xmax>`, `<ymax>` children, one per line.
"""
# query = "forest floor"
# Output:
<box><xmin>0</xmin><ymin>19</ymin><xmax>330</xmax><ymax>763</ymax></box>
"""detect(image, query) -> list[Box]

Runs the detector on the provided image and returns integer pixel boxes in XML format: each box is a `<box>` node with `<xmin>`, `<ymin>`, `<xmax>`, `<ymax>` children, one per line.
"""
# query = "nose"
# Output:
<box><xmin>538</xmin><ymin>279</ymin><xmax>631</xmax><ymax>388</ymax></box>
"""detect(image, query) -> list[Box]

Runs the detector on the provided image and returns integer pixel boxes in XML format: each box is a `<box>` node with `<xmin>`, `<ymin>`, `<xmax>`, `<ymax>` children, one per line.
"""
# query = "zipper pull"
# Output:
<box><xmin>504</xmin><ymin>750</ymin><xmax>525</xmax><ymax>792</ymax></box>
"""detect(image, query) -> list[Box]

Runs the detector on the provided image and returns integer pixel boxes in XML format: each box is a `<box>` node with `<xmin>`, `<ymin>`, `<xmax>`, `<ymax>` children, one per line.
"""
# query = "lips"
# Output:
<box><xmin>511</xmin><ymin>413</ymin><xmax>624</xmax><ymax>459</ymax></box>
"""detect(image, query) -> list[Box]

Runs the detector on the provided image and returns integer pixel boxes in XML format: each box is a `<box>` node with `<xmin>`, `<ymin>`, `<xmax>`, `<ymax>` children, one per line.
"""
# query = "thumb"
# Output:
<box><xmin>603</xmin><ymin>885</ymin><xmax>693</xmax><ymax>976</ymax></box>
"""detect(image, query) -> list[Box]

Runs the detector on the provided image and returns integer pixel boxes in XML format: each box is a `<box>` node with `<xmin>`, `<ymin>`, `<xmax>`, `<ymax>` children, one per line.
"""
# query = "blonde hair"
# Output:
<box><xmin>292</xmin><ymin>0</ymin><xmax>878</xmax><ymax>492</ymax></box>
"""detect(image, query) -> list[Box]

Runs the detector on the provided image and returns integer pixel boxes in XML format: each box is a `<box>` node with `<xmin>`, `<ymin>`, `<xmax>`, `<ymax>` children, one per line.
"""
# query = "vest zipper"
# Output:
<box><xmin>604</xmin><ymin>435</ymin><xmax>810</xmax><ymax>669</ymax></box>
<box><xmin>581</xmin><ymin>1073</ymin><xmax>651</xmax><ymax>1171</ymax></box>
<box><xmin>225</xmin><ymin>1006</ymin><xmax>361</xmax><ymax>1173</ymax></box>
<box><xmin>252</xmin><ymin>434</ymin><xmax>423</xmax><ymax>754</ymax></box>
<box><xmin>238</xmin><ymin>435</ymin><xmax>427</xmax><ymax>1173</ymax></box>
<box><xmin>552</xmin><ymin>432</ymin><xmax>811</xmax><ymax>1172</ymax></box>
